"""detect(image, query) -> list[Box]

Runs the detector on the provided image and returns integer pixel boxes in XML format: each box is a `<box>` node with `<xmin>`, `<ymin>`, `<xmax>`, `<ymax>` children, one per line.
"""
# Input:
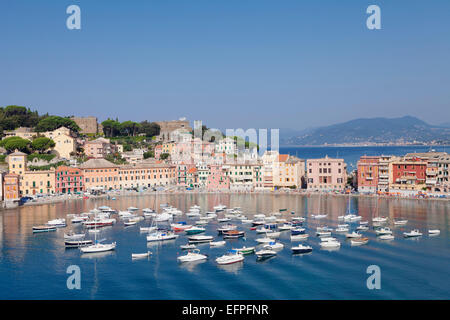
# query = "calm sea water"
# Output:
<box><xmin>280</xmin><ymin>145</ymin><xmax>450</xmax><ymax>172</ymax></box>
<box><xmin>0</xmin><ymin>193</ymin><xmax>449</xmax><ymax>300</ymax></box>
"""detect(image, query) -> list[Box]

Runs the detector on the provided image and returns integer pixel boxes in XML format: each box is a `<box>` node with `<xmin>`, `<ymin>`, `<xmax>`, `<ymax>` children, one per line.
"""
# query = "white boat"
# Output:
<box><xmin>218</xmin><ymin>218</ymin><xmax>231</xmax><ymax>223</ymax></box>
<box><xmin>359</xmin><ymin>221</ymin><xmax>369</xmax><ymax>225</ymax></box>
<box><xmin>132</xmin><ymin>251</ymin><xmax>152</xmax><ymax>259</ymax></box>
<box><xmin>140</xmin><ymin>226</ymin><xmax>157</xmax><ymax>233</ymax></box>
<box><xmin>118</xmin><ymin>211</ymin><xmax>134</xmax><ymax>218</ymax></box>
<box><xmin>80</xmin><ymin>242</ymin><xmax>116</xmax><ymax>253</ymax></box>
<box><xmin>256</xmin><ymin>227</ymin><xmax>273</xmax><ymax>234</ymax></box>
<box><xmin>346</xmin><ymin>231</ymin><xmax>362</xmax><ymax>238</ymax></box>
<box><xmin>292</xmin><ymin>245</ymin><xmax>313</xmax><ymax>254</ymax></box>
<box><xmin>255</xmin><ymin>237</ymin><xmax>275</xmax><ymax>244</ymax></box>
<box><xmin>142</xmin><ymin>208</ymin><xmax>155</xmax><ymax>213</ymax></box>
<box><xmin>379</xmin><ymin>234</ymin><xmax>395</xmax><ymax>240</ymax></box>
<box><xmin>373</xmin><ymin>216</ymin><xmax>388</xmax><ymax>223</ymax></box>
<box><xmin>241</xmin><ymin>219</ymin><xmax>253</xmax><ymax>224</ymax></box>
<box><xmin>213</xmin><ymin>204</ymin><xmax>227</xmax><ymax>211</ymax></box>
<box><xmin>195</xmin><ymin>220</ymin><xmax>209</xmax><ymax>225</ymax></box>
<box><xmin>186</xmin><ymin>211</ymin><xmax>201</xmax><ymax>217</ymax></box>
<box><xmin>171</xmin><ymin>223</ymin><xmax>193</xmax><ymax>231</ymax></box>
<box><xmin>146</xmin><ymin>230</ymin><xmax>179</xmax><ymax>242</ymax></box>
<box><xmin>316</xmin><ymin>231</ymin><xmax>332</xmax><ymax>237</ymax></box>
<box><xmin>278</xmin><ymin>224</ymin><xmax>294</xmax><ymax>231</ymax></box>
<box><xmin>255</xmin><ymin>248</ymin><xmax>277</xmax><ymax>259</ymax></box>
<box><xmin>267</xmin><ymin>231</ymin><xmax>281</xmax><ymax>239</ymax></box>
<box><xmin>429</xmin><ymin>229</ymin><xmax>440</xmax><ymax>235</ymax></box>
<box><xmin>254</xmin><ymin>214</ymin><xmax>266</xmax><ymax>219</ymax></box>
<box><xmin>88</xmin><ymin>229</ymin><xmax>101</xmax><ymax>234</ymax></box>
<box><xmin>188</xmin><ymin>235</ymin><xmax>214</xmax><ymax>243</ymax></box>
<box><xmin>71</xmin><ymin>216</ymin><xmax>86</xmax><ymax>224</ymax></box>
<box><xmin>154</xmin><ymin>212</ymin><xmax>173</xmax><ymax>222</ymax></box>
<box><xmin>177</xmin><ymin>249</ymin><xmax>208</xmax><ymax>263</ymax></box>
<box><xmin>190</xmin><ymin>205</ymin><xmax>201</xmax><ymax>210</ymax></box>
<box><xmin>351</xmin><ymin>237</ymin><xmax>369</xmax><ymax>246</ymax></box>
<box><xmin>180</xmin><ymin>244</ymin><xmax>197</xmax><ymax>250</ymax></box>
<box><xmin>320</xmin><ymin>237</ymin><xmax>338</xmax><ymax>242</ymax></box>
<box><xmin>127</xmin><ymin>207</ymin><xmax>139</xmax><ymax>211</ymax></box>
<box><xmin>210</xmin><ymin>241</ymin><xmax>226</xmax><ymax>247</ymax></box>
<box><xmin>375</xmin><ymin>227</ymin><xmax>392</xmax><ymax>235</ymax></box>
<box><xmin>217</xmin><ymin>224</ymin><xmax>237</xmax><ymax>234</ymax></box>
<box><xmin>290</xmin><ymin>234</ymin><xmax>309</xmax><ymax>241</ymax></box>
<box><xmin>394</xmin><ymin>219</ymin><xmax>408</xmax><ymax>225</ymax></box>
<box><xmin>311</xmin><ymin>214</ymin><xmax>327</xmax><ymax>219</ymax></box>
<box><xmin>216</xmin><ymin>250</ymin><xmax>244</xmax><ymax>265</ymax></box>
<box><xmin>403</xmin><ymin>229</ymin><xmax>422</xmax><ymax>238</ymax></box>
<box><xmin>356</xmin><ymin>225</ymin><xmax>369</xmax><ymax>231</ymax></box>
<box><xmin>47</xmin><ymin>218</ymin><xmax>66</xmax><ymax>227</ymax></box>
<box><xmin>64</xmin><ymin>233</ymin><xmax>85</xmax><ymax>240</ymax></box>
<box><xmin>263</xmin><ymin>241</ymin><xmax>284</xmax><ymax>250</ymax></box>
<box><xmin>320</xmin><ymin>240</ymin><xmax>341</xmax><ymax>248</ymax></box>
<box><xmin>317</xmin><ymin>226</ymin><xmax>333</xmax><ymax>232</ymax></box>
<box><xmin>292</xmin><ymin>217</ymin><xmax>305</xmax><ymax>223</ymax></box>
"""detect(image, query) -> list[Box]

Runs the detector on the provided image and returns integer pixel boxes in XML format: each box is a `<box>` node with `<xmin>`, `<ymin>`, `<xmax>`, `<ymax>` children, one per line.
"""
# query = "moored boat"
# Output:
<box><xmin>215</xmin><ymin>250</ymin><xmax>244</xmax><ymax>265</ymax></box>
<box><xmin>32</xmin><ymin>225</ymin><xmax>56</xmax><ymax>233</ymax></box>
<box><xmin>132</xmin><ymin>251</ymin><xmax>152</xmax><ymax>259</ymax></box>
<box><xmin>177</xmin><ymin>249</ymin><xmax>208</xmax><ymax>263</ymax></box>
<box><xmin>232</xmin><ymin>246</ymin><xmax>255</xmax><ymax>255</ymax></box>
<box><xmin>291</xmin><ymin>244</ymin><xmax>313</xmax><ymax>254</ymax></box>
<box><xmin>188</xmin><ymin>235</ymin><xmax>214</xmax><ymax>243</ymax></box>
<box><xmin>351</xmin><ymin>237</ymin><xmax>369</xmax><ymax>245</ymax></box>
<box><xmin>403</xmin><ymin>229</ymin><xmax>422</xmax><ymax>238</ymax></box>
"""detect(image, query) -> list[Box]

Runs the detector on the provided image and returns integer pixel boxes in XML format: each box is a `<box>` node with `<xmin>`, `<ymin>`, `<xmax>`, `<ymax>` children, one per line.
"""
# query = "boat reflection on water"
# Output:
<box><xmin>216</xmin><ymin>261</ymin><xmax>244</xmax><ymax>274</ymax></box>
<box><xmin>256</xmin><ymin>255</ymin><xmax>276</xmax><ymax>263</ymax></box>
<box><xmin>178</xmin><ymin>259</ymin><xmax>207</xmax><ymax>272</ymax></box>
<box><xmin>319</xmin><ymin>247</ymin><xmax>340</xmax><ymax>252</ymax></box>
<box><xmin>81</xmin><ymin>251</ymin><xmax>115</xmax><ymax>259</ymax></box>
<box><xmin>146</xmin><ymin>238</ymin><xmax>177</xmax><ymax>249</ymax></box>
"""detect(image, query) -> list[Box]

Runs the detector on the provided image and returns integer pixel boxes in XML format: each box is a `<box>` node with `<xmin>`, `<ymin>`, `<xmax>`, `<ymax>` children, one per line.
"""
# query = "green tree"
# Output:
<box><xmin>101</xmin><ymin>119</ymin><xmax>121</xmax><ymax>137</ymax></box>
<box><xmin>160</xmin><ymin>153</ymin><xmax>170</xmax><ymax>160</ymax></box>
<box><xmin>139</xmin><ymin>121</ymin><xmax>160</xmax><ymax>137</ymax></box>
<box><xmin>143</xmin><ymin>150</ymin><xmax>154</xmax><ymax>159</ymax></box>
<box><xmin>120</xmin><ymin>121</ymin><xmax>140</xmax><ymax>136</ymax></box>
<box><xmin>0</xmin><ymin>136</ymin><xmax>30</xmax><ymax>152</ymax></box>
<box><xmin>31</xmin><ymin>137</ymin><xmax>55</xmax><ymax>153</ymax></box>
<box><xmin>35</xmin><ymin>116</ymin><xmax>80</xmax><ymax>133</ymax></box>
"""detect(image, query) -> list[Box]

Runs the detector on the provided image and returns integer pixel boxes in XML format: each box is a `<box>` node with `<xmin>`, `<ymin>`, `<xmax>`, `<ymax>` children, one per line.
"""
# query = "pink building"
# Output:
<box><xmin>154</xmin><ymin>145</ymin><xmax>162</xmax><ymax>160</ymax></box>
<box><xmin>206</xmin><ymin>165</ymin><xmax>230</xmax><ymax>190</ymax></box>
<box><xmin>306</xmin><ymin>156</ymin><xmax>347</xmax><ymax>191</ymax></box>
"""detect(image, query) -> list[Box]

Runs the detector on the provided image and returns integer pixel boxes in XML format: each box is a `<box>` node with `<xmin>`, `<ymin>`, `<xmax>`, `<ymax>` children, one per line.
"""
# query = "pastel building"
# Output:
<box><xmin>55</xmin><ymin>165</ymin><xmax>84</xmax><ymax>194</ymax></box>
<box><xmin>79</xmin><ymin>158</ymin><xmax>120</xmax><ymax>191</ymax></box>
<box><xmin>306</xmin><ymin>156</ymin><xmax>347</xmax><ymax>191</ymax></box>
<box><xmin>117</xmin><ymin>162</ymin><xmax>176</xmax><ymax>189</ymax></box>
<box><xmin>357</xmin><ymin>156</ymin><xmax>380</xmax><ymax>193</ymax></box>
<box><xmin>84</xmin><ymin>138</ymin><xmax>115</xmax><ymax>158</ymax></box>
<box><xmin>3</xmin><ymin>173</ymin><xmax>20</xmax><ymax>202</ymax></box>
<box><xmin>273</xmin><ymin>155</ymin><xmax>305</xmax><ymax>189</ymax></box>
<box><xmin>389</xmin><ymin>157</ymin><xmax>427</xmax><ymax>195</ymax></box>
<box><xmin>7</xmin><ymin>151</ymin><xmax>55</xmax><ymax>196</ymax></box>
<box><xmin>206</xmin><ymin>165</ymin><xmax>230</xmax><ymax>190</ymax></box>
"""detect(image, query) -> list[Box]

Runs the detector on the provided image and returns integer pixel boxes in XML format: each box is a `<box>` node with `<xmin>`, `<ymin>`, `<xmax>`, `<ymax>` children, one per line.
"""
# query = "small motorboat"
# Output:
<box><xmin>132</xmin><ymin>251</ymin><xmax>152</xmax><ymax>259</ymax></box>
<box><xmin>346</xmin><ymin>231</ymin><xmax>362</xmax><ymax>238</ymax></box>
<box><xmin>335</xmin><ymin>226</ymin><xmax>349</xmax><ymax>233</ymax></box>
<box><xmin>256</xmin><ymin>227</ymin><xmax>273</xmax><ymax>234</ymax></box>
<box><xmin>292</xmin><ymin>217</ymin><xmax>305</xmax><ymax>223</ymax></box>
<box><xmin>403</xmin><ymin>229</ymin><xmax>422</xmax><ymax>238</ymax></box>
<box><xmin>180</xmin><ymin>244</ymin><xmax>197</xmax><ymax>250</ymax></box>
<box><xmin>320</xmin><ymin>240</ymin><xmax>341</xmax><ymax>248</ymax></box>
<box><xmin>140</xmin><ymin>226</ymin><xmax>157</xmax><ymax>233</ymax></box>
<box><xmin>210</xmin><ymin>241</ymin><xmax>226</xmax><ymax>247</ymax></box>
<box><xmin>359</xmin><ymin>221</ymin><xmax>369</xmax><ymax>225</ymax></box>
<box><xmin>32</xmin><ymin>225</ymin><xmax>57</xmax><ymax>233</ymax></box>
<box><xmin>267</xmin><ymin>231</ymin><xmax>281</xmax><ymax>239</ymax></box>
<box><xmin>379</xmin><ymin>234</ymin><xmax>395</xmax><ymax>240</ymax></box>
<box><xmin>216</xmin><ymin>250</ymin><xmax>244</xmax><ymax>265</ymax></box>
<box><xmin>71</xmin><ymin>216</ymin><xmax>86</xmax><ymax>224</ymax></box>
<box><xmin>255</xmin><ymin>248</ymin><xmax>277</xmax><ymax>259</ymax></box>
<box><xmin>291</xmin><ymin>227</ymin><xmax>306</xmax><ymax>235</ymax></box>
<box><xmin>188</xmin><ymin>235</ymin><xmax>214</xmax><ymax>243</ymax></box>
<box><xmin>251</xmin><ymin>220</ymin><xmax>265</xmax><ymax>227</ymax></box>
<box><xmin>222</xmin><ymin>230</ymin><xmax>245</xmax><ymax>239</ymax></box>
<box><xmin>47</xmin><ymin>218</ymin><xmax>67</xmax><ymax>227</ymax></box>
<box><xmin>292</xmin><ymin>245</ymin><xmax>313</xmax><ymax>254</ymax></box>
<box><xmin>290</xmin><ymin>234</ymin><xmax>309</xmax><ymax>241</ymax></box>
<box><xmin>394</xmin><ymin>219</ymin><xmax>408</xmax><ymax>225</ymax></box>
<box><xmin>351</xmin><ymin>237</ymin><xmax>369</xmax><ymax>246</ymax></box>
<box><xmin>195</xmin><ymin>220</ymin><xmax>209</xmax><ymax>226</ymax></box>
<box><xmin>185</xmin><ymin>226</ymin><xmax>205</xmax><ymax>235</ymax></box>
<box><xmin>316</xmin><ymin>226</ymin><xmax>333</xmax><ymax>232</ymax></box>
<box><xmin>65</xmin><ymin>239</ymin><xmax>93</xmax><ymax>248</ymax></box>
<box><xmin>255</xmin><ymin>237</ymin><xmax>275</xmax><ymax>244</ymax></box>
<box><xmin>320</xmin><ymin>237</ymin><xmax>338</xmax><ymax>242</ymax></box>
<box><xmin>64</xmin><ymin>233</ymin><xmax>85</xmax><ymax>240</ymax></box>
<box><xmin>218</xmin><ymin>218</ymin><xmax>231</xmax><ymax>223</ymax></box>
<box><xmin>263</xmin><ymin>241</ymin><xmax>284</xmax><ymax>250</ymax></box>
<box><xmin>316</xmin><ymin>231</ymin><xmax>332</xmax><ymax>237</ymax></box>
<box><xmin>373</xmin><ymin>217</ymin><xmax>388</xmax><ymax>223</ymax></box>
<box><xmin>147</xmin><ymin>231</ymin><xmax>179</xmax><ymax>242</ymax></box>
<box><xmin>311</xmin><ymin>214</ymin><xmax>327</xmax><ymax>219</ymax></box>
<box><xmin>124</xmin><ymin>220</ymin><xmax>138</xmax><ymax>226</ymax></box>
<box><xmin>375</xmin><ymin>227</ymin><xmax>392</xmax><ymax>235</ymax></box>
<box><xmin>217</xmin><ymin>224</ymin><xmax>237</xmax><ymax>234</ymax></box>
<box><xmin>80</xmin><ymin>242</ymin><xmax>116</xmax><ymax>253</ymax></box>
<box><xmin>177</xmin><ymin>249</ymin><xmax>208</xmax><ymax>263</ymax></box>
<box><xmin>428</xmin><ymin>229</ymin><xmax>440</xmax><ymax>236</ymax></box>
<box><xmin>278</xmin><ymin>224</ymin><xmax>294</xmax><ymax>231</ymax></box>
<box><xmin>127</xmin><ymin>207</ymin><xmax>139</xmax><ymax>211</ymax></box>
<box><xmin>233</xmin><ymin>246</ymin><xmax>255</xmax><ymax>255</ymax></box>
<box><xmin>356</xmin><ymin>225</ymin><xmax>369</xmax><ymax>231</ymax></box>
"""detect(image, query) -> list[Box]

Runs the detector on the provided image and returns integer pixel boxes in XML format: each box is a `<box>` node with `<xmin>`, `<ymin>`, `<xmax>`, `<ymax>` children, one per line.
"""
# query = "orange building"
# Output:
<box><xmin>3</xmin><ymin>173</ymin><xmax>20</xmax><ymax>201</ymax></box>
<box><xmin>357</xmin><ymin>156</ymin><xmax>380</xmax><ymax>193</ymax></box>
<box><xmin>79</xmin><ymin>158</ymin><xmax>119</xmax><ymax>191</ymax></box>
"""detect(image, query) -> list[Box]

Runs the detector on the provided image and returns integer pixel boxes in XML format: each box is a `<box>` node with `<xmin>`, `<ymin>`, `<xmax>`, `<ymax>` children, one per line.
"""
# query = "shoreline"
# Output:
<box><xmin>2</xmin><ymin>188</ymin><xmax>448</xmax><ymax>211</ymax></box>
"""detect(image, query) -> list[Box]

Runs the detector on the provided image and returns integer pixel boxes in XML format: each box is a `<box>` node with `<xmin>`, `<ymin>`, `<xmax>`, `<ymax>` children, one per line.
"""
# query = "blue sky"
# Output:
<box><xmin>1</xmin><ymin>0</ymin><xmax>449</xmax><ymax>130</ymax></box>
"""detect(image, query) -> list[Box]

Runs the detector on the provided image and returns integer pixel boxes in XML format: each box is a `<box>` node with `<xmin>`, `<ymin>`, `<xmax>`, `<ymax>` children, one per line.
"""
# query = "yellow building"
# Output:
<box><xmin>274</xmin><ymin>155</ymin><xmax>305</xmax><ymax>188</ymax></box>
<box><xmin>7</xmin><ymin>151</ymin><xmax>55</xmax><ymax>196</ymax></box>
<box><xmin>3</xmin><ymin>126</ymin><xmax>76</xmax><ymax>159</ymax></box>
<box><xmin>162</xmin><ymin>142</ymin><xmax>175</xmax><ymax>155</ymax></box>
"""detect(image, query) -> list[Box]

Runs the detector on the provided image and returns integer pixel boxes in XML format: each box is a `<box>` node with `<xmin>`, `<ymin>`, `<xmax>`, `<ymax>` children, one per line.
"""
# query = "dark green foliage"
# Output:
<box><xmin>31</xmin><ymin>137</ymin><xmax>55</xmax><ymax>153</ymax></box>
<box><xmin>0</xmin><ymin>136</ymin><xmax>30</xmax><ymax>152</ymax></box>
<box><xmin>35</xmin><ymin>116</ymin><xmax>80</xmax><ymax>132</ymax></box>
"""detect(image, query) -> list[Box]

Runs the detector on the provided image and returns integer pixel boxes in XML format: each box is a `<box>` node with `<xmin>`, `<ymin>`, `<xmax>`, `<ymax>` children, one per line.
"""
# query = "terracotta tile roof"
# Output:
<box><xmin>188</xmin><ymin>167</ymin><xmax>197</xmax><ymax>174</ymax></box>
<box><xmin>278</xmin><ymin>154</ymin><xmax>289</xmax><ymax>162</ymax></box>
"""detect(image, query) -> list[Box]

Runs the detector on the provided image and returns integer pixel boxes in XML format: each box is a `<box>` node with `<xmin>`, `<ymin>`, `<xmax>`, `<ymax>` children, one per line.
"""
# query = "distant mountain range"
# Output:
<box><xmin>280</xmin><ymin>116</ymin><xmax>450</xmax><ymax>146</ymax></box>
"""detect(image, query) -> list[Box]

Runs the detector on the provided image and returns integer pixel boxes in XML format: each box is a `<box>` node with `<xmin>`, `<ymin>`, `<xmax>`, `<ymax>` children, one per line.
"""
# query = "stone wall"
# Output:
<box><xmin>71</xmin><ymin>116</ymin><xmax>101</xmax><ymax>134</ymax></box>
